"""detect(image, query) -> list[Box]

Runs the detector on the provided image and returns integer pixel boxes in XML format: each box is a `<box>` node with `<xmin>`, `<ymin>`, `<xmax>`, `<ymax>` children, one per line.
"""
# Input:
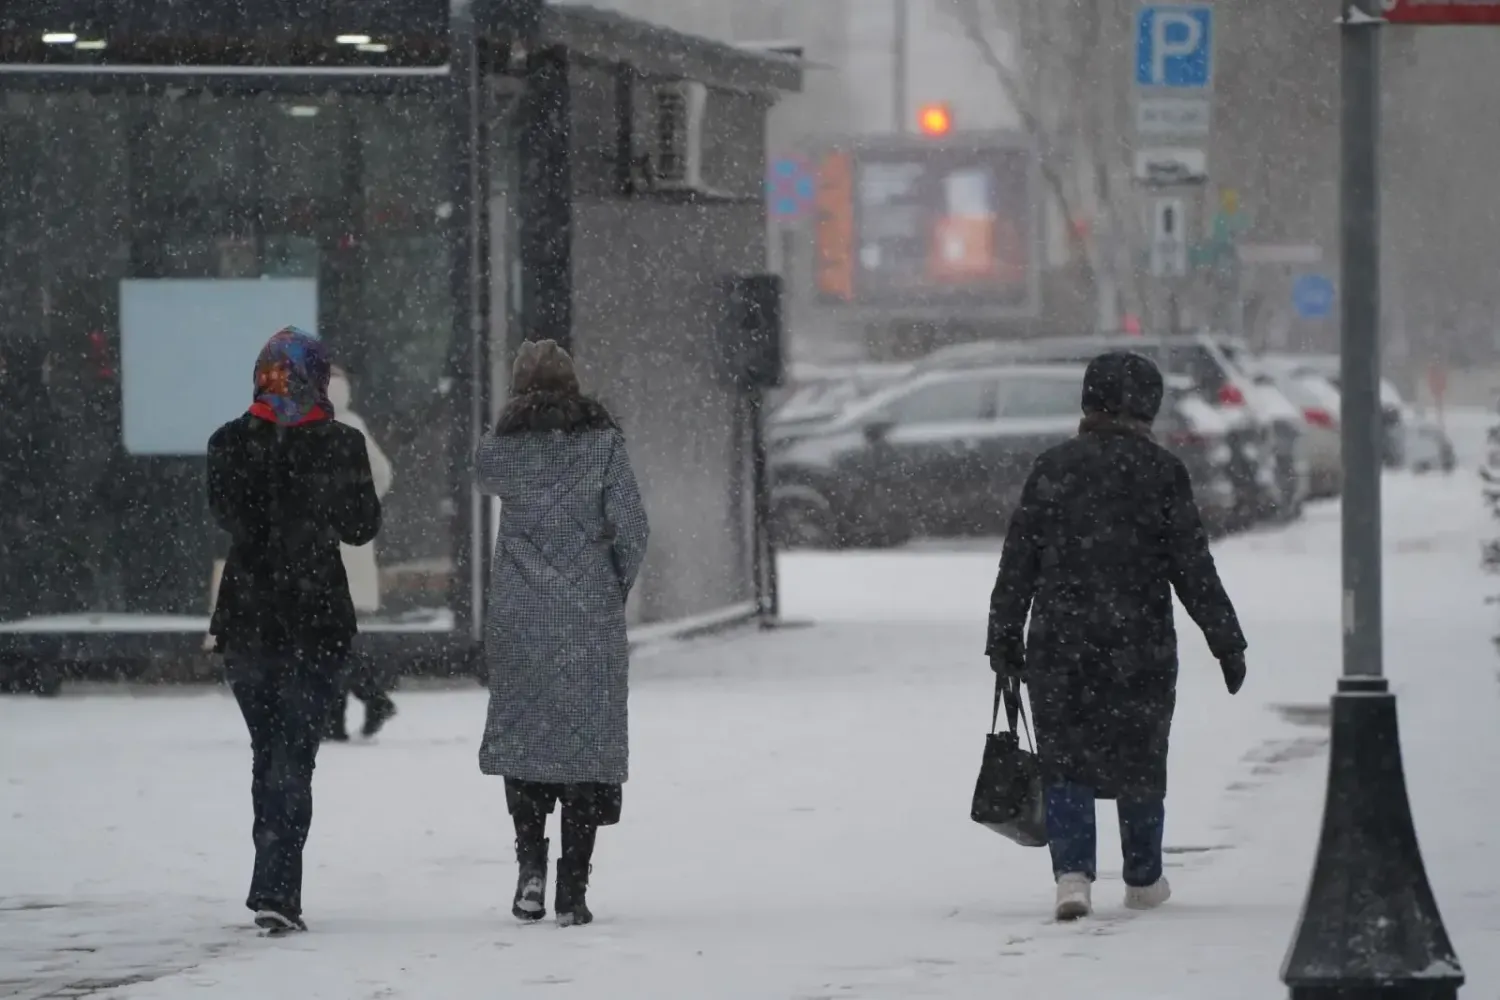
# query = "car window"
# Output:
<box><xmin>998</xmin><ymin>375</ymin><xmax>1083</xmax><ymax>419</ymax></box>
<box><xmin>882</xmin><ymin>377</ymin><xmax>997</xmax><ymax>425</ymax></box>
<box><xmin>1295</xmin><ymin>375</ymin><xmax>1341</xmax><ymax>412</ymax></box>
<box><xmin>1163</xmin><ymin>344</ymin><xmax>1227</xmax><ymax>390</ymax></box>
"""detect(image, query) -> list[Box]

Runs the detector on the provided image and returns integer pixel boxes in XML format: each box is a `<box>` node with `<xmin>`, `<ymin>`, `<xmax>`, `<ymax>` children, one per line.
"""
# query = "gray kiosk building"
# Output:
<box><xmin>0</xmin><ymin>0</ymin><xmax>799</xmax><ymax>684</ymax></box>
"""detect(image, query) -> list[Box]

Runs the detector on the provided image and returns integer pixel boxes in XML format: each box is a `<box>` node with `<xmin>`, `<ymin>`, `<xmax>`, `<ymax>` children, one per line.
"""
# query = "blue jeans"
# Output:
<box><xmin>1045</xmin><ymin>782</ymin><xmax>1165</xmax><ymax>887</ymax></box>
<box><xmin>227</xmin><ymin>654</ymin><xmax>338</xmax><ymax>919</ymax></box>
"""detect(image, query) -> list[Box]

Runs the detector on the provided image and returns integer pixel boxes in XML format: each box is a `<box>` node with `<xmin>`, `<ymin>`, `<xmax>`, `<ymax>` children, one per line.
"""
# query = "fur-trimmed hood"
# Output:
<box><xmin>1078</xmin><ymin>411</ymin><xmax>1154</xmax><ymax>439</ymax></box>
<box><xmin>493</xmin><ymin>391</ymin><xmax>619</xmax><ymax>436</ymax></box>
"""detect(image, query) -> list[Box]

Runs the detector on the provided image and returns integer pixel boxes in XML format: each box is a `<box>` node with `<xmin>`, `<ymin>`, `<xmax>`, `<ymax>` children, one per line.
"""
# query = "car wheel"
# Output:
<box><xmin>771</xmin><ymin>496</ymin><xmax>840</xmax><ymax>550</ymax></box>
<box><xmin>1278</xmin><ymin>478</ymin><xmax>1305</xmax><ymax>522</ymax></box>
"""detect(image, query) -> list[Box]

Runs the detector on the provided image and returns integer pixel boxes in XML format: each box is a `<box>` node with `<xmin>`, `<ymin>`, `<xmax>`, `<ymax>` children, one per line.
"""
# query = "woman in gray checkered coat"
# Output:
<box><xmin>475</xmin><ymin>339</ymin><xmax>649</xmax><ymax>928</ymax></box>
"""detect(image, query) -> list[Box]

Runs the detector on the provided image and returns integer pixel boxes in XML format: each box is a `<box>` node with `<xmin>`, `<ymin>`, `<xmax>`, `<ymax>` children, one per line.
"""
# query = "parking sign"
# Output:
<box><xmin>1292</xmin><ymin>274</ymin><xmax>1336</xmax><ymax>321</ymax></box>
<box><xmin>1135</xmin><ymin>5</ymin><xmax>1214</xmax><ymax>89</ymax></box>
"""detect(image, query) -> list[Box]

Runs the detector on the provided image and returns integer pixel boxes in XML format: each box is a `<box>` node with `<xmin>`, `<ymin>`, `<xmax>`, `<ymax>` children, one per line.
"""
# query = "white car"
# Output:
<box><xmin>1260</xmin><ymin>353</ymin><xmax>1455</xmax><ymax>474</ymax></box>
<box><xmin>1251</xmin><ymin>364</ymin><xmax>1343</xmax><ymax>498</ymax></box>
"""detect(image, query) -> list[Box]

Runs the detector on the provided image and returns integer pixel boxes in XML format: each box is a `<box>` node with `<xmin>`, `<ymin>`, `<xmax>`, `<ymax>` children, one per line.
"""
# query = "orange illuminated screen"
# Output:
<box><xmin>917</xmin><ymin>104</ymin><xmax>952</xmax><ymax>136</ymax></box>
<box><xmin>814</xmin><ymin>151</ymin><xmax>854</xmax><ymax>302</ymax></box>
<box><xmin>927</xmin><ymin>167</ymin><xmax>1026</xmax><ymax>288</ymax></box>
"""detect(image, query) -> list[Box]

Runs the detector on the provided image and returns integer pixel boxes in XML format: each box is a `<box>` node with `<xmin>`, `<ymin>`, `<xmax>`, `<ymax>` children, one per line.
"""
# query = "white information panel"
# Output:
<box><xmin>120</xmin><ymin>278</ymin><xmax>318</xmax><ymax>456</ymax></box>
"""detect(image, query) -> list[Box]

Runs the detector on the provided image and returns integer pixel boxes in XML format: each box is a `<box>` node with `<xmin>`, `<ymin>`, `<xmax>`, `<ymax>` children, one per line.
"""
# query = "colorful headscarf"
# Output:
<box><xmin>249</xmin><ymin>326</ymin><xmax>334</xmax><ymax>426</ymax></box>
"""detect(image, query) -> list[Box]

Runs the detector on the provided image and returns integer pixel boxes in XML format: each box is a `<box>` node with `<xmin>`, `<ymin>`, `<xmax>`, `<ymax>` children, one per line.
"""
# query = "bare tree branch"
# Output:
<box><xmin>939</xmin><ymin>0</ymin><xmax>1096</xmax><ymax>292</ymax></box>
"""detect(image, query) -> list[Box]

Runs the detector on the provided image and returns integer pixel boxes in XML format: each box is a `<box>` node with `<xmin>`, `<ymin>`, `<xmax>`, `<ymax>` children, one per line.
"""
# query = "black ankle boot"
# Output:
<box><xmin>512</xmin><ymin>837</ymin><xmax>549</xmax><ymax>922</ymax></box>
<box><xmin>555</xmin><ymin>859</ymin><xmax>593</xmax><ymax>927</ymax></box>
<box><xmin>360</xmin><ymin>694</ymin><xmax>397</xmax><ymax>738</ymax></box>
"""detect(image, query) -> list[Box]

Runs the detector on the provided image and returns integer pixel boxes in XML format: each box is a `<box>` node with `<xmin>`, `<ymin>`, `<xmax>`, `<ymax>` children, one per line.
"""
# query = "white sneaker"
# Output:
<box><xmin>1124</xmin><ymin>877</ymin><xmax>1172</xmax><ymax>910</ymax></box>
<box><xmin>1055</xmin><ymin>873</ymin><xmax>1092</xmax><ymax>921</ymax></box>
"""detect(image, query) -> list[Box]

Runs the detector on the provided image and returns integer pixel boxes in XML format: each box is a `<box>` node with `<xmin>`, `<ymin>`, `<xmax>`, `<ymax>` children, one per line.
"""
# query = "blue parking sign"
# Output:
<box><xmin>1292</xmin><ymin>274</ymin><xmax>1336</xmax><ymax>321</ymax></box>
<box><xmin>1135</xmin><ymin>6</ymin><xmax>1213</xmax><ymax>89</ymax></box>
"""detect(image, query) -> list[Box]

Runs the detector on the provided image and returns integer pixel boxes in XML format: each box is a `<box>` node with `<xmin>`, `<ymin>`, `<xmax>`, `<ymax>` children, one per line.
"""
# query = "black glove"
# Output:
<box><xmin>988</xmin><ymin>644</ymin><xmax>1026</xmax><ymax>681</ymax></box>
<box><xmin>1219</xmin><ymin>652</ymin><xmax>1247</xmax><ymax>695</ymax></box>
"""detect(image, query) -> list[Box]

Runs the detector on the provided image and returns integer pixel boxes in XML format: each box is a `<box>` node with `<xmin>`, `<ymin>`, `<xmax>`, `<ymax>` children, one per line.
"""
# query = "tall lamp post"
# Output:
<box><xmin>1280</xmin><ymin>1</ymin><xmax>1465</xmax><ymax>997</ymax></box>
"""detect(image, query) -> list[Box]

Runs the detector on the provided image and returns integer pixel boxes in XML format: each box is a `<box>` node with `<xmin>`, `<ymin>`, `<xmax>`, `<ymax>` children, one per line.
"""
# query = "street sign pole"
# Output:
<box><xmin>1280</xmin><ymin>1</ymin><xmax>1464</xmax><ymax>997</ymax></box>
<box><xmin>1131</xmin><ymin>4</ymin><xmax>1213</xmax><ymax>335</ymax></box>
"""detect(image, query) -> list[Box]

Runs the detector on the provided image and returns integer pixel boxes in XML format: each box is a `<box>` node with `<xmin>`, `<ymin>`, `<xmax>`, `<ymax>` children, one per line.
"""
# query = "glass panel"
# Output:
<box><xmin>0</xmin><ymin>88</ymin><xmax>460</xmax><ymax>629</ymax></box>
<box><xmin>999</xmin><ymin>376</ymin><xmax>1083</xmax><ymax>419</ymax></box>
<box><xmin>138</xmin><ymin>92</ymin><xmax>261</xmax><ymax>203</ymax></box>
<box><xmin>885</xmin><ymin>378</ymin><xmax>995</xmax><ymax>425</ymax></box>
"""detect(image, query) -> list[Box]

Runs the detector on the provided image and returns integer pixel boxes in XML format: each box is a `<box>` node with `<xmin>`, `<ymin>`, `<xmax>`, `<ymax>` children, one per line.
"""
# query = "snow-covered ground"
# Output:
<box><xmin>3</xmin><ymin>473</ymin><xmax>1498</xmax><ymax>1000</ymax></box>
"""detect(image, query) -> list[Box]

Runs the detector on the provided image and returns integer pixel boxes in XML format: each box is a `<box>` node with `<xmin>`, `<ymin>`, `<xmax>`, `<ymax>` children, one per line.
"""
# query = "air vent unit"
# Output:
<box><xmin>653</xmin><ymin>80</ymin><xmax>708</xmax><ymax>192</ymax></box>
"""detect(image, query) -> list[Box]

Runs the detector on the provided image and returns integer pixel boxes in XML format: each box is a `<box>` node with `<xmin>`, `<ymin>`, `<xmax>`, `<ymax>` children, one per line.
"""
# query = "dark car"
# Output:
<box><xmin>1158</xmin><ymin>375</ymin><xmax>1240</xmax><ymax>536</ymax></box>
<box><xmin>769</xmin><ymin>364</ymin><xmax>1241</xmax><ymax>549</ymax></box>
<box><xmin>768</xmin><ymin>363</ymin><xmax>914</xmax><ymax>448</ymax></box>
<box><xmin>915</xmin><ymin>333</ymin><xmax>1299</xmax><ymax>526</ymax></box>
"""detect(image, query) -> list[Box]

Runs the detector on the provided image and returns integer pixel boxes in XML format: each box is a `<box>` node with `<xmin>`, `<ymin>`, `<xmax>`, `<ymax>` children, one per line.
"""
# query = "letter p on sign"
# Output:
<box><xmin>1135</xmin><ymin>5</ymin><xmax>1213</xmax><ymax>90</ymax></box>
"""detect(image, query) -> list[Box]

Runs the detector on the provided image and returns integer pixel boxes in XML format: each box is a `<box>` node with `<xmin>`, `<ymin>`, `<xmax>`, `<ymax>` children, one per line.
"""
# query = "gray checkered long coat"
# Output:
<box><xmin>475</xmin><ymin>392</ymin><xmax>649</xmax><ymax>785</ymax></box>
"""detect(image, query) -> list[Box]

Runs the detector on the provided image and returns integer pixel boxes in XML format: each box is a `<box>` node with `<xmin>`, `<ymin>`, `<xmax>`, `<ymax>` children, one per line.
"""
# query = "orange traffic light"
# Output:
<box><xmin>917</xmin><ymin>103</ymin><xmax>952</xmax><ymax>137</ymax></box>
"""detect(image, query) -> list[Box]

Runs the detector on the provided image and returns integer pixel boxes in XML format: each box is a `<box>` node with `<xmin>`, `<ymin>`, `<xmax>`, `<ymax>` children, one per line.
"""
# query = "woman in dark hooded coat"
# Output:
<box><xmin>207</xmin><ymin>327</ymin><xmax>382</xmax><ymax>934</ymax></box>
<box><xmin>986</xmin><ymin>350</ymin><xmax>1247</xmax><ymax>922</ymax></box>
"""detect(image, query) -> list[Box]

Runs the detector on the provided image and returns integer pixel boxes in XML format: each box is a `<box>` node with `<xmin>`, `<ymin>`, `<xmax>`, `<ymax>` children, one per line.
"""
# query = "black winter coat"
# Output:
<box><xmin>207</xmin><ymin>414</ymin><xmax>381</xmax><ymax>662</ymax></box>
<box><xmin>986</xmin><ymin>416</ymin><xmax>1245</xmax><ymax>799</ymax></box>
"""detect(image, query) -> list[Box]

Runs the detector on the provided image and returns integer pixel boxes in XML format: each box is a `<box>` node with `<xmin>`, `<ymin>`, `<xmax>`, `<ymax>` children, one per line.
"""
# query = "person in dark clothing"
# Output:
<box><xmin>986</xmin><ymin>350</ymin><xmax>1247</xmax><ymax>922</ymax></box>
<box><xmin>0</xmin><ymin>339</ymin><xmax>52</xmax><ymax>623</ymax></box>
<box><xmin>207</xmin><ymin>326</ymin><xmax>381</xmax><ymax>934</ymax></box>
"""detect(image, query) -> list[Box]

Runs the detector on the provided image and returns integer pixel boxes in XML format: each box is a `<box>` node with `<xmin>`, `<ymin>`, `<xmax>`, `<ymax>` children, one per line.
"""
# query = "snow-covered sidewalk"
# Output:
<box><xmin>2</xmin><ymin>474</ymin><xmax>1497</xmax><ymax>1000</ymax></box>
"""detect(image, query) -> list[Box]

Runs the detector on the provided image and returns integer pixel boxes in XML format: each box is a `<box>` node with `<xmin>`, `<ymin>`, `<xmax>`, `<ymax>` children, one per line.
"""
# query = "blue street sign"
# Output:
<box><xmin>1135</xmin><ymin>6</ymin><xmax>1214</xmax><ymax>89</ymax></box>
<box><xmin>1292</xmin><ymin>274</ymin><xmax>1337</xmax><ymax>321</ymax></box>
<box><xmin>766</xmin><ymin>157</ymin><xmax>815</xmax><ymax>221</ymax></box>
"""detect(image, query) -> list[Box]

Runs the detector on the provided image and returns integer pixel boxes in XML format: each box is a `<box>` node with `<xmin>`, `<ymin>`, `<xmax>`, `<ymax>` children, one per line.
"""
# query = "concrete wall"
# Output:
<box><xmin>562</xmin><ymin>60</ymin><xmax>767</xmax><ymax>623</ymax></box>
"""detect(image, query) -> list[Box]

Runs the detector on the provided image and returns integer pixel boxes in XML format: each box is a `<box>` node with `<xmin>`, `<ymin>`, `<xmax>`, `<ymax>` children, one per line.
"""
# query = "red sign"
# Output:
<box><xmin>1382</xmin><ymin>0</ymin><xmax>1500</xmax><ymax>24</ymax></box>
<box><xmin>814</xmin><ymin>152</ymin><xmax>855</xmax><ymax>302</ymax></box>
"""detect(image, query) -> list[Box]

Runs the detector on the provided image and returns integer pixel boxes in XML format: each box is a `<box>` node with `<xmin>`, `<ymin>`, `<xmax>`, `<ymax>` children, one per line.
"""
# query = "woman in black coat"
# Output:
<box><xmin>986</xmin><ymin>350</ymin><xmax>1247</xmax><ymax>922</ymax></box>
<box><xmin>207</xmin><ymin>327</ymin><xmax>381</xmax><ymax>934</ymax></box>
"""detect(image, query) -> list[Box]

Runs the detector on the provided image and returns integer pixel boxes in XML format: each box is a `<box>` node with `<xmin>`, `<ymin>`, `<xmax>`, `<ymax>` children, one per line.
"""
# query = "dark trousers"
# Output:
<box><xmin>505</xmin><ymin>779</ymin><xmax>620</xmax><ymax>871</ymax></box>
<box><xmin>1045</xmin><ymin>782</ymin><xmax>1165</xmax><ymax>888</ymax></box>
<box><xmin>326</xmin><ymin>652</ymin><xmax>392</xmax><ymax>738</ymax></box>
<box><xmin>342</xmin><ymin>650</ymin><xmax>387</xmax><ymax>703</ymax></box>
<box><xmin>228</xmin><ymin>654</ymin><xmax>338</xmax><ymax>919</ymax></box>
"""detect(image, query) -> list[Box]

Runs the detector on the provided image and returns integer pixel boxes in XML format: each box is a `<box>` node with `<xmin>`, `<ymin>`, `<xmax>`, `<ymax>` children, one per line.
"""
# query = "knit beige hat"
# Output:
<box><xmin>512</xmin><ymin>339</ymin><xmax>580</xmax><ymax>396</ymax></box>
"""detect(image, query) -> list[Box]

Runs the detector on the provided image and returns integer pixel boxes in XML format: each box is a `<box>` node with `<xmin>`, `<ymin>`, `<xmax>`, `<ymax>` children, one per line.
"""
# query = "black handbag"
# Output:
<box><xmin>969</xmin><ymin>676</ymin><xmax>1049</xmax><ymax>847</ymax></box>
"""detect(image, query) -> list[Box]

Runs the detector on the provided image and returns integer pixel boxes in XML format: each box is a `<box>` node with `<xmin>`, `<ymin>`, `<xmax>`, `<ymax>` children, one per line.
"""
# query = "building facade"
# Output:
<box><xmin>0</xmin><ymin>0</ymin><xmax>798</xmax><ymax>681</ymax></box>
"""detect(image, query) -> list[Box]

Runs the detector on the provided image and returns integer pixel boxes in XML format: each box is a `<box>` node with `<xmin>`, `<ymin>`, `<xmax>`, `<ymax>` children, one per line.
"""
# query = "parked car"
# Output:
<box><xmin>769</xmin><ymin>364</ymin><xmax>1240</xmax><ymax>549</ymax></box>
<box><xmin>769</xmin><ymin>363</ymin><xmax>913</xmax><ymax>447</ymax></box>
<box><xmin>1263</xmin><ymin>354</ymin><xmax>1458</xmax><ymax>475</ymax></box>
<box><xmin>1158</xmin><ymin>375</ymin><xmax>1240</xmax><ymax>536</ymax></box>
<box><xmin>1405</xmin><ymin>412</ymin><xmax>1457</xmax><ymax>473</ymax></box>
<box><xmin>916</xmin><ymin>333</ymin><xmax>1300</xmax><ymax>526</ymax></box>
<box><xmin>1264</xmin><ymin>353</ymin><xmax>1411</xmax><ymax>467</ymax></box>
<box><xmin>1251</xmin><ymin>361</ymin><xmax>1343</xmax><ymax>499</ymax></box>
